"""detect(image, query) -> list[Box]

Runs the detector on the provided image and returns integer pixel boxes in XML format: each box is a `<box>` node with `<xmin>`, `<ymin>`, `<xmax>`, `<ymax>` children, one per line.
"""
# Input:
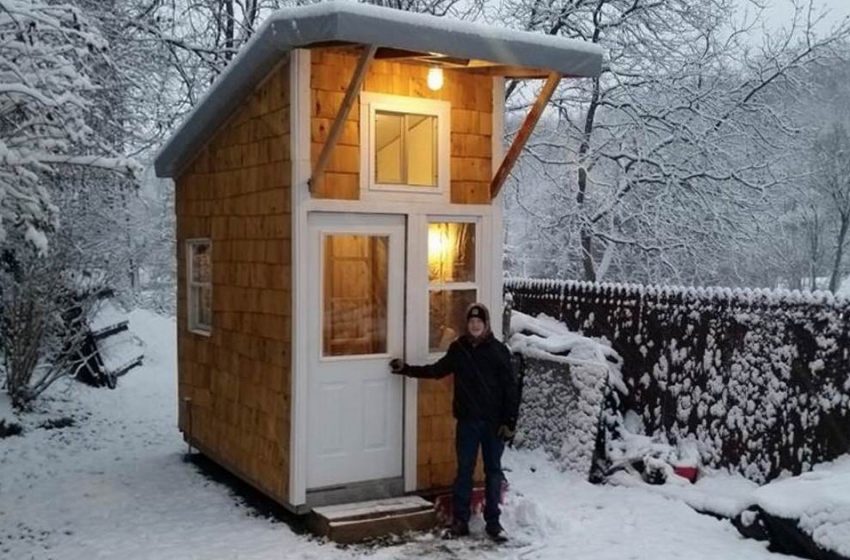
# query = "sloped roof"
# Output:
<box><xmin>154</xmin><ymin>1</ymin><xmax>604</xmax><ymax>178</ymax></box>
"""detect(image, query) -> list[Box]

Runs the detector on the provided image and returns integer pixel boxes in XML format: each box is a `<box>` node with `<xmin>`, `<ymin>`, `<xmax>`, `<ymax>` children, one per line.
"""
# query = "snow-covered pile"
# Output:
<box><xmin>506</xmin><ymin>277</ymin><xmax>850</xmax><ymax>484</ymax></box>
<box><xmin>88</xmin><ymin>299</ymin><xmax>129</xmax><ymax>335</ymax></box>
<box><xmin>609</xmin><ymin>465</ymin><xmax>759</xmax><ymax>519</ymax></box>
<box><xmin>613</xmin><ymin>452</ymin><xmax>850</xmax><ymax>559</ymax></box>
<box><xmin>508</xmin><ymin>310</ymin><xmax>623</xmax><ymax>475</ymax></box>
<box><xmin>754</xmin><ymin>455</ymin><xmax>850</xmax><ymax>558</ymax></box>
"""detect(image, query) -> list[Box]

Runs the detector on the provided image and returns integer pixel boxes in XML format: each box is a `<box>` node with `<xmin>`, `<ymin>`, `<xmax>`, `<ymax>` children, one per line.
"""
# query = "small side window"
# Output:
<box><xmin>187</xmin><ymin>239</ymin><xmax>212</xmax><ymax>334</ymax></box>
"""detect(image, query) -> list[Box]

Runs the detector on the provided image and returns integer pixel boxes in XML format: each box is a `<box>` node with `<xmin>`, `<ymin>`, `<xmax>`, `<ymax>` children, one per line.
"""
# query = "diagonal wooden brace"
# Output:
<box><xmin>309</xmin><ymin>44</ymin><xmax>377</xmax><ymax>193</ymax></box>
<box><xmin>490</xmin><ymin>72</ymin><xmax>561</xmax><ymax>199</ymax></box>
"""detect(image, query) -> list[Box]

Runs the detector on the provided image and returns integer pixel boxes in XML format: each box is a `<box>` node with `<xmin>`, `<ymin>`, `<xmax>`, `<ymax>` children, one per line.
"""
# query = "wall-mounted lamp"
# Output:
<box><xmin>427</xmin><ymin>66</ymin><xmax>444</xmax><ymax>91</ymax></box>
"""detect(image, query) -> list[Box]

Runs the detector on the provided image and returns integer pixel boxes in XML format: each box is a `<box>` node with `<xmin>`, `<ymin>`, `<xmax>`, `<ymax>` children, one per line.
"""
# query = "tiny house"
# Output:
<box><xmin>155</xmin><ymin>2</ymin><xmax>601</xmax><ymax>513</ymax></box>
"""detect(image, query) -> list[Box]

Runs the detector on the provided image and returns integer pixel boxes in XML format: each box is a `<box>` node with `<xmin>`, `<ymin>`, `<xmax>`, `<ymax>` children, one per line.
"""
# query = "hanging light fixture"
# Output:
<box><xmin>427</xmin><ymin>66</ymin><xmax>444</xmax><ymax>91</ymax></box>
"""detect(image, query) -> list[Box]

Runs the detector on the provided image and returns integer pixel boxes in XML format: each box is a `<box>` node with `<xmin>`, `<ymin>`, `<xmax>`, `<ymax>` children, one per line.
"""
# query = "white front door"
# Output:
<box><xmin>306</xmin><ymin>212</ymin><xmax>405</xmax><ymax>490</ymax></box>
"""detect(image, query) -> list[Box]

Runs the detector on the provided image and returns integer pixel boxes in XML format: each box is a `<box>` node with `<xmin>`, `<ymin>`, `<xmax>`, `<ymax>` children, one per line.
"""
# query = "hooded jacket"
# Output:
<box><xmin>402</xmin><ymin>332</ymin><xmax>520</xmax><ymax>430</ymax></box>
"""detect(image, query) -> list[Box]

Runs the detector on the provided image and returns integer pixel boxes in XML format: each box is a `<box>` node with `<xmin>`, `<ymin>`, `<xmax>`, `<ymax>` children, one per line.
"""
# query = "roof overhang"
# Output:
<box><xmin>154</xmin><ymin>1</ymin><xmax>604</xmax><ymax>178</ymax></box>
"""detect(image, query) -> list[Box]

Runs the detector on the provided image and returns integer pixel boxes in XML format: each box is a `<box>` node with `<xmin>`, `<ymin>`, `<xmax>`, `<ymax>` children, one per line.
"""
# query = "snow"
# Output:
<box><xmin>272</xmin><ymin>1</ymin><xmax>603</xmax><ymax>56</ymax></box>
<box><xmin>95</xmin><ymin>329</ymin><xmax>143</xmax><ymax>374</ymax></box>
<box><xmin>610</xmin><ymin>468</ymin><xmax>759</xmax><ymax>519</ymax></box>
<box><xmin>509</xmin><ymin>310</ymin><xmax>626</xmax><ymax>394</ymax></box>
<box><xmin>753</xmin><ymin>455</ymin><xmax>850</xmax><ymax>557</ymax></box>
<box><xmin>0</xmin><ymin>309</ymin><xmax>796</xmax><ymax>559</ymax></box>
<box><xmin>0</xmin><ymin>392</ymin><xmax>14</xmax><ymax>423</ymax></box>
<box><xmin>88</xmin><ymin>300</ymin><xmax>128</xmax><ymax>334</ymax></box>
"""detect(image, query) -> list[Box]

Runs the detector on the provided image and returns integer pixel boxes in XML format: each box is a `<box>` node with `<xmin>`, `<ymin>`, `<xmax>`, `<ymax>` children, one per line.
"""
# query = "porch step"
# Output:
<box><xmin>309</xmin><ymin>496</ymin><xmax>436</xmax><ymax>544</ymax></box>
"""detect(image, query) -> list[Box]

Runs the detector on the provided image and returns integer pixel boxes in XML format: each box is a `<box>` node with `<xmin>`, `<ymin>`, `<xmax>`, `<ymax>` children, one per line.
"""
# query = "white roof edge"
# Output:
<box><xmin>154</xmin><ymin>1</ymin><xmax>603</xmax><ymax>178</ymax></box>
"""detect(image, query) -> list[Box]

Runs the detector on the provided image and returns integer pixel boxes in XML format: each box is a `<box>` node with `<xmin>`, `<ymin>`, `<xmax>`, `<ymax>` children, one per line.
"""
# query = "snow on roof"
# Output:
<box><xmin>154</xmin><ymin>1</ymin><xmax>603</xmax><ymax>178</ymax></box>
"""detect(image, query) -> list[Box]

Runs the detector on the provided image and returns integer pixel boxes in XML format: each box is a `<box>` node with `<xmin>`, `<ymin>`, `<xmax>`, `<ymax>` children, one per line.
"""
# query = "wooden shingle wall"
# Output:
<box><xmin>175</xmin><ymin>61</ymin><xmax>292</xmax><ymax>504</ymax></box>
<box><xmin>310</xmin><ymin>49</ymin><xmax>493</xmax><ymax>203</ymax></box>
<box><xmin>417</xmin><ymin>377</ymin><xmax>485</xmax><ymax>490</ymax></box>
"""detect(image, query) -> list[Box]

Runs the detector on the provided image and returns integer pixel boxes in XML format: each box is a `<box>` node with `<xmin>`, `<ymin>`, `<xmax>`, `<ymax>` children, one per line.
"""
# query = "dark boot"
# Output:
<box><xmin>444</xmin><ymin>519</ymin><xmax>470</xmax><ymax>538</ymax></box>
<box><xmin>485</xmin><ymin>521</ymin><xmax>508</xmax><ymax>543</ymax></box>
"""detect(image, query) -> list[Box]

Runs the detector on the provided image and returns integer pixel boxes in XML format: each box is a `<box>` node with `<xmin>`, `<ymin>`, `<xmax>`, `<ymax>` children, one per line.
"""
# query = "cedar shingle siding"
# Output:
<box><xmin>176</xmin><ymin>62</ymin><xmax>292</xmax><ymax>503</ymax></box>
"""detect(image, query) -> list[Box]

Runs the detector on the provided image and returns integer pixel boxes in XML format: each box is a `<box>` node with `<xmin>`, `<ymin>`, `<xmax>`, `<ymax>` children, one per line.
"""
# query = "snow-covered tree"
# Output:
<box><xmin>810</xmin><ymin>123</ymin><xmax>850</xmax><ymax>292</ymax></box>
<box><xmin>502</xmin><ymin>0</ymin><xmax>850</xmax><ymax>286</ymax></box>
<box><xmin>0</xmin><ymin>0</ymin><xmax>139</xmax><ymax>250</ymax></box>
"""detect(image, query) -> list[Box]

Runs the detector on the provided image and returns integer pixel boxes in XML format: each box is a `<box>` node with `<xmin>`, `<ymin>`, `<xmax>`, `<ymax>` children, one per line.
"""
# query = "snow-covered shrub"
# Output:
<box><xmin>506</xmin><ymin>278</ymin><xmax>850</xmax><ymax>483</ymax></box>
<box><xmin>0</xmin><ymin>236</ymin><xmax>105</xmax><ymax>409</ymax></box>
<box><xmin>508</xmin><ymin>310</ymin><xmax>624</xmax><ymax>478</ymax></box>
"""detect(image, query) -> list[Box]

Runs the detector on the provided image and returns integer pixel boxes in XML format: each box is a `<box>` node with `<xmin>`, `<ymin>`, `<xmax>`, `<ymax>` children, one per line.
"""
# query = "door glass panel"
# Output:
<box><xmin>323</xmin><ymin>234</ymin><xmax>389</xmax><ymax>357</ymax></box>
<box><xmin>428</xmin><ymin>222</ymin><xmax>475</xmax><ymax>283</ymax></box>
<box><xmin>429</xmin><ymin>289</ymin><xmax>477</xmax><ymax>352</ymax></box>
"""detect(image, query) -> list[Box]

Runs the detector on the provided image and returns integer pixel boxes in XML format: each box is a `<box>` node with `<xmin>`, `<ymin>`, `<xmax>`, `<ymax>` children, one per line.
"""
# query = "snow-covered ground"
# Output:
<box><xmin>1</xmin><ymin>309</ymin><xmax>791</xmax><ymax>560</ymax></box>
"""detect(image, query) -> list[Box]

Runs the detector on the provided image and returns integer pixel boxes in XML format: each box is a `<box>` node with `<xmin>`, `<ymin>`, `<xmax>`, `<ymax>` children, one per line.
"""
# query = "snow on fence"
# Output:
<box><xmin>505</xmin><ymin>277</ymin><xmax>850</xmax><ymax>483</ymax></box>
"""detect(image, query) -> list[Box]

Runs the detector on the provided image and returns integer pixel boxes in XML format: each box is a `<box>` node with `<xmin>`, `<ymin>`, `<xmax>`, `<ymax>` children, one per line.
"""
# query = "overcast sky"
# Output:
<box><xmin>744</xmin><ymin>0</ymin><xmax>850</xmax><ymax>34</ymax></box>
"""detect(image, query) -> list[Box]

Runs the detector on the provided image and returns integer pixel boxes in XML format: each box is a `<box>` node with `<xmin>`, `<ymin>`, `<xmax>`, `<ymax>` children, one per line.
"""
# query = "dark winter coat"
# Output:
<box><xmin>402</xmin><ymin>333</ymin><xmax>519</xmax><ymax>430</ymax></box>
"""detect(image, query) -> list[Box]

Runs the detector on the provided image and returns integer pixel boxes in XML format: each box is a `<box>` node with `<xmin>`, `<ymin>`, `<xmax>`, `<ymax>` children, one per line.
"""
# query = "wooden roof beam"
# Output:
<box><xmin>490</xmin><ymin>72</ymin><xmax>561</xmax><ymax>199</ymax></box>
<box><xmin>309</xmin><ymin>44</ymin><xmax>377</xmax><ymax>193</ymax></box>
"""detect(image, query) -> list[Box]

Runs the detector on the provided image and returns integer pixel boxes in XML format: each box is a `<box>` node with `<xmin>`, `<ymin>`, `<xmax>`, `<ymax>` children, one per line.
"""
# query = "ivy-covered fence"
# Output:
<box><xmin>505</xmin><ymin>278</ymin><xmax>850</xmax><ymax>483</ymax></box>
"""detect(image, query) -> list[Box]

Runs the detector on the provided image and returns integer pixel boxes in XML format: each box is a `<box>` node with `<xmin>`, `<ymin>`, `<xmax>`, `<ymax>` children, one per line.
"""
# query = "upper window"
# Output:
<box><xmin>375</xmin><ymin>111</ymin><xmax>437</xmax><ymax>187</ymax></box>
<box><xmin>187</xmin><ymin>239</ymin><xmax>212</xmax><ymax>334</ymax></box>
<box><xmin>361</xmin><ymin>93</ymin><xmax>449</xmax><ymax>198</ymax></box>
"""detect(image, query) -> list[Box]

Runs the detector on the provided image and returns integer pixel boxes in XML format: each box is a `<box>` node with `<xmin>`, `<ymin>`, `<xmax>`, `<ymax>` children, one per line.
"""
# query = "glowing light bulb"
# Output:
<box><xmin>427</xmin><ymin>67</ymin><xmax>444</xmax><ymax>91</ymax></box>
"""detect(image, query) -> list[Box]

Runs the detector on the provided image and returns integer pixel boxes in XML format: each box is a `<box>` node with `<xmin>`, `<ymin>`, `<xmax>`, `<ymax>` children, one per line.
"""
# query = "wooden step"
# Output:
<box><xmin>309</xmin><ymin>496</ymin><xmax>436</xmax><ymax>544</ymax></box>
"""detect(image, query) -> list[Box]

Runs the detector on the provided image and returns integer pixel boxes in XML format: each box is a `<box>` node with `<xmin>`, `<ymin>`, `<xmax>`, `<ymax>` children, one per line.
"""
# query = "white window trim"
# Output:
<box><xmin>426</xmin><ymin>217</ymin><xmax>481</xmax><ymax>357</ymax></box>
<box><xmin>359</xmin><ymin>92</ymin><xmax>450</xmax><ymax>203</ymax></box>
<box><xmin>186</xmin><ymin>238</ymin><xmax>212</xmax><ymax>336</ymax></box>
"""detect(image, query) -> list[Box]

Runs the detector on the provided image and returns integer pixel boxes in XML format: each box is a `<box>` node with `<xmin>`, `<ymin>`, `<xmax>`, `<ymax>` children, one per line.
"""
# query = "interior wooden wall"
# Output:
<box><xmin>175</xmin><ymin>61</ymin><xmax>292</xmax><ymax>504</ymax></box>
<box><xmin>310</xmin><ymin>48</ymin><xmax>494</xmax><ymax>204</ymax></box>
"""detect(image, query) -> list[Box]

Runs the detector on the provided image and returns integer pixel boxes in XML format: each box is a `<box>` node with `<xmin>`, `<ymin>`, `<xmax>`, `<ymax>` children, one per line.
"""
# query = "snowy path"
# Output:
<box><xmin>0</xmin><ymin>310</ymin><xmax>790</xmax><ymax>560</ymax></box>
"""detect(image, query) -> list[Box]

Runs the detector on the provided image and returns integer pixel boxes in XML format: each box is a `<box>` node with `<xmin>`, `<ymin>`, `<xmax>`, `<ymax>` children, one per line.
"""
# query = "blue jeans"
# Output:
<box><xmin>452</xmin><ymin>418</ymin><xmax>505</xmax><ymax>525</ymax></box>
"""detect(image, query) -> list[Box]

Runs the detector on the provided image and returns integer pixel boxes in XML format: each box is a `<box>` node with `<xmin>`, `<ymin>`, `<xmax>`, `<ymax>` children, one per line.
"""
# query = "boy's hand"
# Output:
<box><xmin>496</xmin><ymin>425</ymin><xmax>515</xmax><ymax>441</ymax></box>
<box><xmin>389</xmin><ymin>358</ymin><xmax>405</xmax><ymax>374</ymax></box>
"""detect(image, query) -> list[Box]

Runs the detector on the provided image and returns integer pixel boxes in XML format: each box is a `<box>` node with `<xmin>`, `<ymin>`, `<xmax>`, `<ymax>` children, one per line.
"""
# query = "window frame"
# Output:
<box><xmin>426</xmin><ymin>217</ymin><xmax>480</xmax><ymax>356</ymax></box>
<box><xmin>186</xmin><ymin>238</ymin><xmax>212</xmax><ymax>336</ymax></box>
<box><xmin>360</xmin><ymin>92</ymin><xmax>450</xmax><ymax>201</ymax></box>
